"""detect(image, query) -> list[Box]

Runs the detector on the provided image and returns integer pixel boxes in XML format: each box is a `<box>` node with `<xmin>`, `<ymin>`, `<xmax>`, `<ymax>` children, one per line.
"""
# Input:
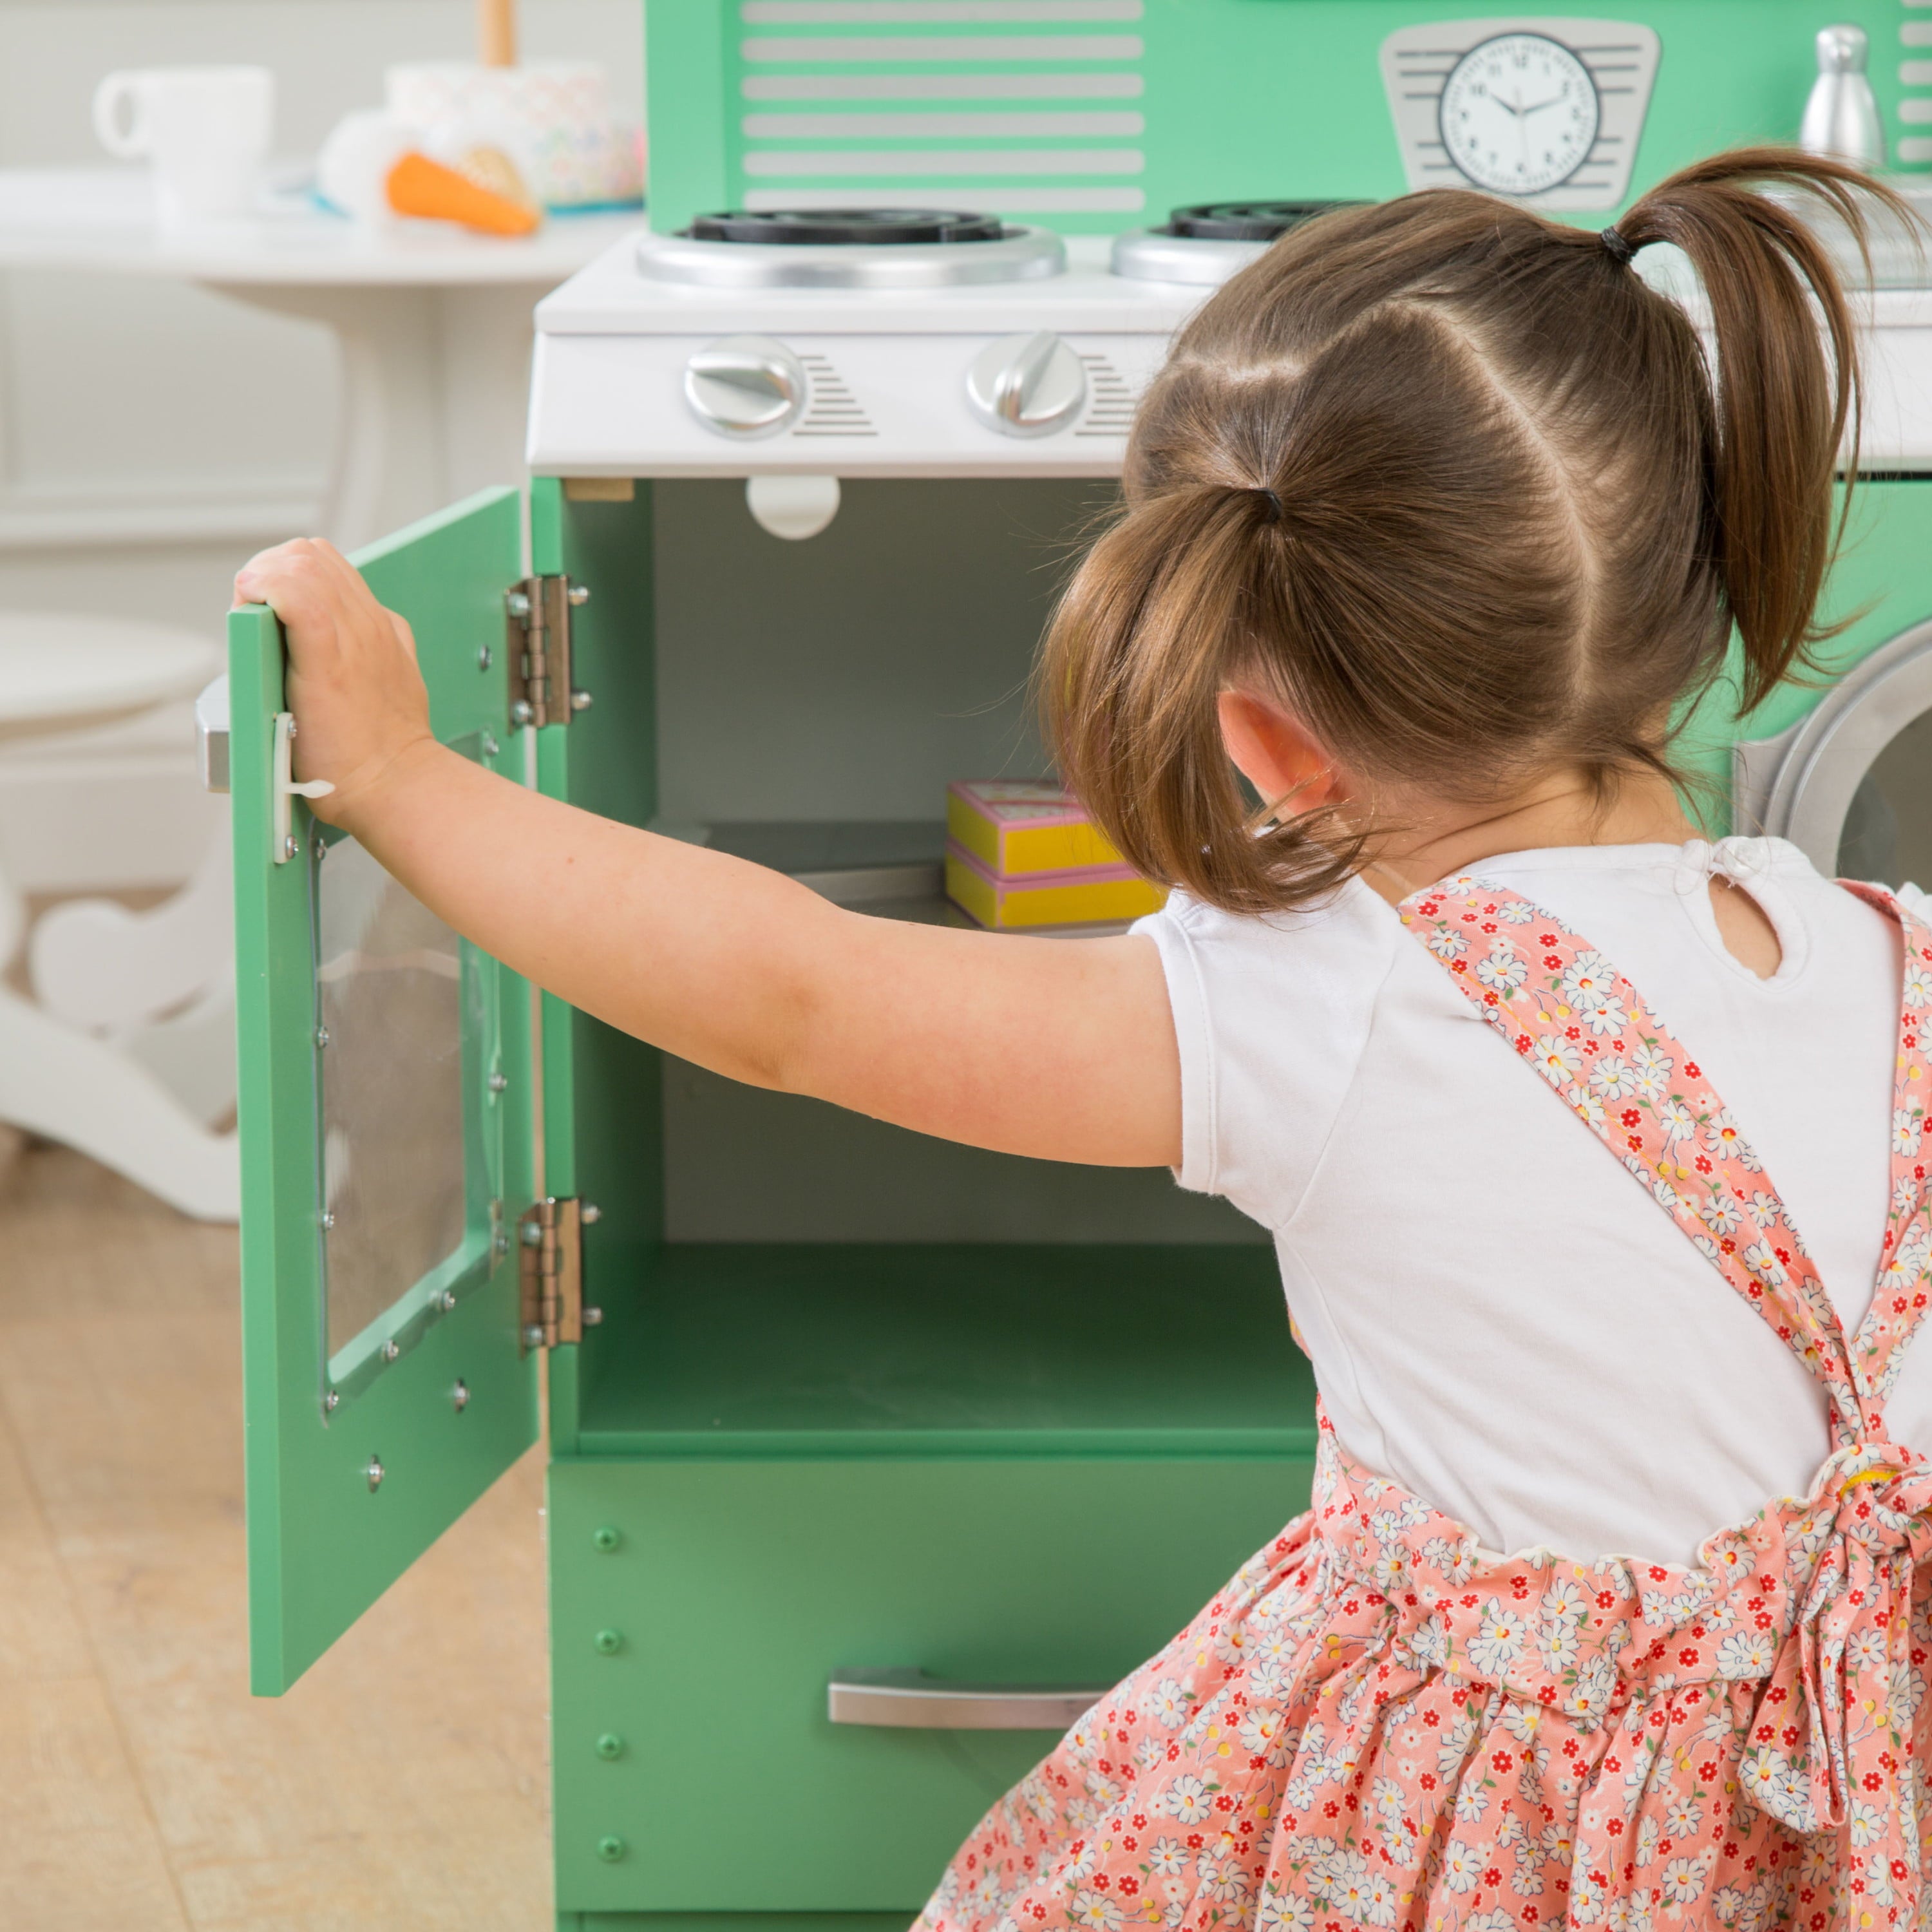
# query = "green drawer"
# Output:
<box><xmin>549</xmin><ymin>1455</ymin><xmax>1312</xmax><ymax>1917</ymax></box>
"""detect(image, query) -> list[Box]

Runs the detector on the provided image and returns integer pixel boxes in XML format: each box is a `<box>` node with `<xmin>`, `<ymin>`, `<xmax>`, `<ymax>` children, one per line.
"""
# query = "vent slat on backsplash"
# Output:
<box><xmin>1903</xmin><ymin>6</ymin><xmax>1932</xmax><ymax>166</ymax></box>
<box><xmin>734</xmin><ymin>0</ymin><xmax>1147</xmax><ymax>219</ymax></box>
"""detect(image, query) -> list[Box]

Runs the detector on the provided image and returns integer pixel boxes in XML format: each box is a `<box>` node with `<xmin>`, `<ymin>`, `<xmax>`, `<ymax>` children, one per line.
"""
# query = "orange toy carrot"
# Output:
<box><xmin>386</xmin><ymin>150</ymin><xmax>539</xmax><ymax>236</ymax></box>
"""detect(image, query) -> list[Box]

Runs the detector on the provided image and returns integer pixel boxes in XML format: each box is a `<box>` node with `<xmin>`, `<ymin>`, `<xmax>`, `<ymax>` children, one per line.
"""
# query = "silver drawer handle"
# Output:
<box><xmin>828</xmin><ymin>1668</ymin><xmax>1110</xmax><ymax>1731</ymax></box>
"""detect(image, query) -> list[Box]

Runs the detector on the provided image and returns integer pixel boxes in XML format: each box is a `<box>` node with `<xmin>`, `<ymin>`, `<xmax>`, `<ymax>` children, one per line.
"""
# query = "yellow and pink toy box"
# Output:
<box><xmin>944</xmin><ymin>781</ymin><xmax>1166</xmax><ymax>931</ymax></box>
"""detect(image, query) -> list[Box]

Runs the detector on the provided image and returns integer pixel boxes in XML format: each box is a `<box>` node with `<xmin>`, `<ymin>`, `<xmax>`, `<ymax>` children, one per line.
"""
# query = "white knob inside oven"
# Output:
<box><xmin>965</xmin><ymin>331</ymin><xmax>1086</xmax><ymax>437</ymax></box>
<box><xmin>685</xmin><ymin>335</ymin><xmax>807</xmax><ymax>438</ymax></box>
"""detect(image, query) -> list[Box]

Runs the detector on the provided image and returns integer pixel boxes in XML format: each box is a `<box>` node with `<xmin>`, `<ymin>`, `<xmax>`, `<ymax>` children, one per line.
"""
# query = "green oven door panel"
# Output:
<box><xmin>236</xmin><ymin>488</ymin><xmax>540</xmax><ymax>1695</ymax></box>
<box><xmin>548</xmin><ymin>1454</ymin><xmax>1314</xmax><ymax>1915</ymax></box>
<box><xmin>1678</xmin><ymin>479</ymin><xmax>1932</xmax><ymax>829</ymax></box>
<box><xmin>529</xmin><ymin>477</ymin><xmax>665</xmax><ymax>1454</ymax></box>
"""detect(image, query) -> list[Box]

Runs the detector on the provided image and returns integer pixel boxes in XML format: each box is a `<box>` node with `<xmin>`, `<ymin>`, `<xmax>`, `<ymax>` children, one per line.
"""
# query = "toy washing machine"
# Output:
<box><xmin>219</xmin><ymin>5</ymin><xmax>1932</xmax><ymax>1927</ymax></box>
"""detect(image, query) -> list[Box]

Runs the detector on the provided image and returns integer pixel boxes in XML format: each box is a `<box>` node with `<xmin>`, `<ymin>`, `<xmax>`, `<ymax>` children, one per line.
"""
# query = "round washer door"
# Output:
<box><xmin>1737</xmin><ymin>616</ymin><xmax>1932</xmax><ymax>884</ymax></box>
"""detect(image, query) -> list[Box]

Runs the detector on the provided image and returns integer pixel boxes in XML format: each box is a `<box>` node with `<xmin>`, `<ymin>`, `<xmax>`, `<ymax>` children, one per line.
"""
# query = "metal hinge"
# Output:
<box><xmin>518</xmin><ymin>1197</ymin><xmax>603</xmax><ymax>1349</ymax></box>
<box><xmin>504</xmin><ymin>574</ymin><xmax>592</xmax><ymax>728</ymax></box>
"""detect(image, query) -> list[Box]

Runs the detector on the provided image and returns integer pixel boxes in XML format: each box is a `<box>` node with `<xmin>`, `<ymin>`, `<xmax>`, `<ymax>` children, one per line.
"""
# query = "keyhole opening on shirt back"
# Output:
<box><xmin>1709</xmin><ymin>877</ymin><xmax>1782</xmax><ymax>980</ymax></box>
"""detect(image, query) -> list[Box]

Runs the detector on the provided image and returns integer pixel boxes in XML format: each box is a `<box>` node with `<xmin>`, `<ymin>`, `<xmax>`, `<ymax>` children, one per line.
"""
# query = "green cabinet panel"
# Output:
<box><xmin>548</xmin><ymin>1454</ymin><xmax>1314</xmax><ymax>1916</ymax></box>
<box><xmin>527</xmin><ymin>475</ymin><xmax>665</xmax><ymax>1454</ymax></box>
<box><xmin>235</xmin><ymin>489</ymin><xmax>540</xmax><ymax>1694</ymax></box>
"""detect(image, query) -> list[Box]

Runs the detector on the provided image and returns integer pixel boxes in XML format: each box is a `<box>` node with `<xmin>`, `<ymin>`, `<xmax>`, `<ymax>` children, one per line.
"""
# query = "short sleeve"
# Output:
<box><xmin>1130</xmin><ymin>882</ymin><xmax>1399</xmax><ymax>1229</ymax></box>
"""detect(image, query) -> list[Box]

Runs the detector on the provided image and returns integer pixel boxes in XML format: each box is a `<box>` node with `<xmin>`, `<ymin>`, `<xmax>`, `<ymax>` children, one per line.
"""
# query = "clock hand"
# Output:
<box><xmin>1519</xmin><ymin>94</ymin><xmax>1567</xmax><ymax>115</ymax></box>
<box><xmin>1493</xmin><ymin>91</ymin><xmax>1524</xmax><ymax>117</ymax></box>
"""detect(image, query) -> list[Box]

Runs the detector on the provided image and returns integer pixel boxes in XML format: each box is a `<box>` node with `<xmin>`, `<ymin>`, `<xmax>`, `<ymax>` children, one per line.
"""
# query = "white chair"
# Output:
<box><xmin>0</xmin><ymin>613</ymin><xmax>238</xmax><ymax>1220</ymax></box>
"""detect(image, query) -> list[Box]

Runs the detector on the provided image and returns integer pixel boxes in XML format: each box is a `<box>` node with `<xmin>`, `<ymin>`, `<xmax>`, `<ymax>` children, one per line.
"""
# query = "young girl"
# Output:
<box><xmin>238</xmin><ymin>147</ymin><xmax>1930</xmax><ymax>1932</ymax></box>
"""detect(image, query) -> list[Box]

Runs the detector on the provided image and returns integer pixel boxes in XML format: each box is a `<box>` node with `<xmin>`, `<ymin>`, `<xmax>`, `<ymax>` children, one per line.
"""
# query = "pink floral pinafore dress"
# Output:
<box><xmin>919</xmin><ymin>875</ymin><xmax>1932</xmax><ymax>1932</ymax></box>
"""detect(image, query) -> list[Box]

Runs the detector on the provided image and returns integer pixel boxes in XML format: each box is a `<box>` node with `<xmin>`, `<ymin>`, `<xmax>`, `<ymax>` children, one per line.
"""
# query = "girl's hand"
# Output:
<box><xmin>232</xmin><ymin>538</ymin><xmax>437</xmax><ymax>831</ymax></box>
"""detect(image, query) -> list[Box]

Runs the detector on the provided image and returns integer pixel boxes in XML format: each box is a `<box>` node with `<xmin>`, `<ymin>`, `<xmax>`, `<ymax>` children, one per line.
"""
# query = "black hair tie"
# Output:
<box><xmin>1600</xmin><ymin>225</ymin><xmax>1636</xmax><ymax>267</ymax></box>
<box><xmin>1254</xmin><ymin>486</ymin><xmax>1283</xmax><ymax>523</ymax></box>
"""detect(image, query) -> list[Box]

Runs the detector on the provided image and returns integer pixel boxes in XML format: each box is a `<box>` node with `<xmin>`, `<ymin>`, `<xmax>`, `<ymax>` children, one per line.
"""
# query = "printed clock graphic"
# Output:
<box><xmin>1381</xmin><ymin>17</ymin><xmax>1662</xmax><ymax>211</ymax></box>
<box><xmin>1440</xmin><ymin>32</ymin><xmax>1599</xmax><ymax>194</ymax></box>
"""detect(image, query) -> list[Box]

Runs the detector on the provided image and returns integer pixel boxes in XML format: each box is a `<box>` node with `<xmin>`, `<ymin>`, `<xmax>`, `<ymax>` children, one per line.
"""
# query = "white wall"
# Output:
<box><xmin>0</xmin><ymin>0</ymin><xmax>641</xmax><ymax>892</ymax></box>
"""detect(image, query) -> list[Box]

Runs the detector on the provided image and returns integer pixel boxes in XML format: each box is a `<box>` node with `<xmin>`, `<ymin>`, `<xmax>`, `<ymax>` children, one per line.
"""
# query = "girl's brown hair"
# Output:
<box><xmin>1045</xmin><ymin>149</ymin><xmax>1905</xmax><ymax>912</ymax></box>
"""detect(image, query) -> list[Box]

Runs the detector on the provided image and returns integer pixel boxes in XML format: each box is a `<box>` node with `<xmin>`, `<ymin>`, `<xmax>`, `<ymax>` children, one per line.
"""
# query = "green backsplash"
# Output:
<box><xmin>647</xmin><ymin>0</ymin><xmax>1926</xmax><ymax>236</ymax></box>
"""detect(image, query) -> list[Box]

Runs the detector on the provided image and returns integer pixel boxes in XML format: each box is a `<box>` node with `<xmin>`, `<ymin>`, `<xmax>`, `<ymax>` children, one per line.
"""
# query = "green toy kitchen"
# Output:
<box><xmin>216</xmin><ymin>3</ymin><xmax>1932</xmax><ymax>1926</ymax></box>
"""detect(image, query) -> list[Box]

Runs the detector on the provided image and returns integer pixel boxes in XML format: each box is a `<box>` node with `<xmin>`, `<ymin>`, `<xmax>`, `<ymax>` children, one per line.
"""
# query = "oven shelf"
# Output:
<box><xmin>652</xmin><ymin>817</ymin><xmax>1138</xmax><ymax>935</ymax></box>
<box><xmin>573</xmin><ymin>1241</ymin><xmax>1313</xmax><ymax>1458</ymax></box>
<box><xmin>835</xmin><ymin>890</ymin><xmax>1134</xmax><ymax>937</ymax></box>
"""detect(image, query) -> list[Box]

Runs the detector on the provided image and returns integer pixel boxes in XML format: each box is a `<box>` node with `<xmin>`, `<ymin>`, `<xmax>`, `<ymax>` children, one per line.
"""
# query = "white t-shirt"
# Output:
<box><xmin>1134</xmin><ymin>837</ymin><xmax>1932</xmax><ymax>1569</ymax></box>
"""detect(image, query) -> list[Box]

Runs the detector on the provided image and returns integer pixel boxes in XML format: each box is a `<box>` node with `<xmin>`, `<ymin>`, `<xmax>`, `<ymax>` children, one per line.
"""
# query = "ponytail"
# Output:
<box><xmin>1615</xmin><ymin>148</ymin><xmax>1902</xmax><ymax>710</ymax></box>
<box><xmin>1045</xmin><ymin>151</ymin><xmax>1911</xmax><ymax>914</ymax></box>
<box><xmin>1045</xmin><ymin>483</ymin><xmax>1367</xmax><ymax>915</ymax></box>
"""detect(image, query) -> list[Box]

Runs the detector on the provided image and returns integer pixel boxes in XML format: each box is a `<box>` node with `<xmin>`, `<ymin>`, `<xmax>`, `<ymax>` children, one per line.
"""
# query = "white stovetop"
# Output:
<box><xmin>526</xmin><ymin>226</ymin><xmax>1932</xmax><ymax>475</ymax></box>
<box><xmin>536</xmin><ymin>233</ymin><xmax>1209</xmax><ymax>336</ymax></box>
<box><xmin>537</xmin><ymin>226</ymin><xmax>1932</xmax><ymax>342</ymax></box>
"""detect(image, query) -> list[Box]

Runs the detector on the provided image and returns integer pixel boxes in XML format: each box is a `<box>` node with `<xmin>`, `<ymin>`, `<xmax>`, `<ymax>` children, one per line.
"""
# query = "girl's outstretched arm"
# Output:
<box><xmin>235</xmin><ymin>538</ymin><xmax>1181</xmax><ymax>1170</ymax></box>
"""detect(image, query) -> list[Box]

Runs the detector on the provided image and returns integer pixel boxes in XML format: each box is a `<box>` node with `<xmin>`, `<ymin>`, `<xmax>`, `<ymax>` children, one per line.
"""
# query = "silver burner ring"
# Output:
<box><xmin>636</xmin><ymin>224</ymin><xmax>1066</xmax><ymax>290</ymax></box>
<box><xmin>1108</xmin><ymin>229</ymin><xmax>1270</xmax><ymax>287</ymax></box>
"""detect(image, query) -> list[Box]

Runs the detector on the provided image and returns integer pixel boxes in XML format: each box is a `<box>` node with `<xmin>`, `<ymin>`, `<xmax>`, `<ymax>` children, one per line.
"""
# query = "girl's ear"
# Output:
<box><xmin>1217</xmin><ymin>690</ymin><xmax>1343</xmax><ymax>815</ymax></box>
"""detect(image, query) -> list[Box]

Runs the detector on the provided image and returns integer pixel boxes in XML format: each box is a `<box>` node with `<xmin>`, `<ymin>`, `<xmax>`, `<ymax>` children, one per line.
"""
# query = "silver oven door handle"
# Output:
<box><xmin>828</xmin><ymin>1668</ymin><xmax>1111</xmax><ymax>1731</ymax></box>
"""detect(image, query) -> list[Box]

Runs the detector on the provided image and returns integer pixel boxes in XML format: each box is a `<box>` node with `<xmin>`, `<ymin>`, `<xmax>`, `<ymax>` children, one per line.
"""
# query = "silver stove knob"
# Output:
<box><xmin>685</xmin><ymin>335</ymin><xmax>807</xmax><ymax>438</ymax></box>
<box><xmin>966</xmin><ymin>331</ymin><xmax>1086</xmax><ymax>437</ymax></box>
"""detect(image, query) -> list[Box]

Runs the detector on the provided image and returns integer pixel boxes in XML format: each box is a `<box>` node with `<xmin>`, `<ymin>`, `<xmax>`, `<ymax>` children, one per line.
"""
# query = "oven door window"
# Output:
<box><xmin>316</xmin><ymin>829</ymin><xmax>478</xmax><ymax>1363</ymax></box>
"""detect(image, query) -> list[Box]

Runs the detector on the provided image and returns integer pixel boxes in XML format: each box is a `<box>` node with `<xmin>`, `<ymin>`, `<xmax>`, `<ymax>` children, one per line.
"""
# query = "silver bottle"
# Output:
<box><xmin>1800</xmin><ymin>23</ymin><xmax>1886</xmax><ymax>170</ymax></box>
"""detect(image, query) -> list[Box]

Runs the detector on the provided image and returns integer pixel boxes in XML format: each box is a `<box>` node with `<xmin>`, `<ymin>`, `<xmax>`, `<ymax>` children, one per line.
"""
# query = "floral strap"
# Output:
<box><xmin>1396</xmin><ymin>874</ymin><xmax>1932</xmax><ymax>1443</ymax></box>
<box><xmin>1839</xmin><ymin>884</ymin><xmax>1932</xmax><ymax>1413</ymax></box>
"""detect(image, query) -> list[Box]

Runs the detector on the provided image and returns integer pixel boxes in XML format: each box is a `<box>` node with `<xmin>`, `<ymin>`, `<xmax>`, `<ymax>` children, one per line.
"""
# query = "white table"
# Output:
<box><xmin>0</xmin><ymin>616</ymin><xmax>238</xmax><ymax>1220</ymax></box>
<box><xmin>0</xmin><ymin>169</ymin><xmax>642</xmax><ymax>549</ymax></box>
<box><xmin>0</xmin><ymin>613</ymin><xmax>214</xmax><ymax>744</ymax></box>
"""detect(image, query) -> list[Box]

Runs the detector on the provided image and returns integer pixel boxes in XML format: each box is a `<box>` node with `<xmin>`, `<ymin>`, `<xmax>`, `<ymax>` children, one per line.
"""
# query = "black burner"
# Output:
<box><xmin>684</xmin><ymin>209</ymin><xmax>1007</xmax><ymax>246</ymax></box>
<box><xmin>1160</xmin><ymin>200</ymin><xmax>1368</xmax><ymax>242</ymax></box>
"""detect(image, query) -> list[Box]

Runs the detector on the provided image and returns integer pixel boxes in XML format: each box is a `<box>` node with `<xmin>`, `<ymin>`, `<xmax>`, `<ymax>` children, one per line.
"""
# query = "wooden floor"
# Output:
<box><xmin>0</xmin><ymin>1142</ymin><xmax>553</xmax><ymax>1929</ymax></box>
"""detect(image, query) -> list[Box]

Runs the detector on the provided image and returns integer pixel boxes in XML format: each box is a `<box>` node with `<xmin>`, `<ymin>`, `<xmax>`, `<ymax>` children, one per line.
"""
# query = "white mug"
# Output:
<box><xmin>93</xmin><ymin>66</ymin><xmax>274</xmax><ymax>228</ymax></box>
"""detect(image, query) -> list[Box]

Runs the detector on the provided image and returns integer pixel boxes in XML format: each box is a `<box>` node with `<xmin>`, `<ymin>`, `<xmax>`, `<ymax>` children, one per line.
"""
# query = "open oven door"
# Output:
<box><xmin>228</xmin><ymin>489</ymin><xmax>540</xmax><ymax>1694</ymax></box>
<box><xmin>1737</xmin><ymin>614</ymin><xmax>1932</xmax><ymax>887</ymax></box>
